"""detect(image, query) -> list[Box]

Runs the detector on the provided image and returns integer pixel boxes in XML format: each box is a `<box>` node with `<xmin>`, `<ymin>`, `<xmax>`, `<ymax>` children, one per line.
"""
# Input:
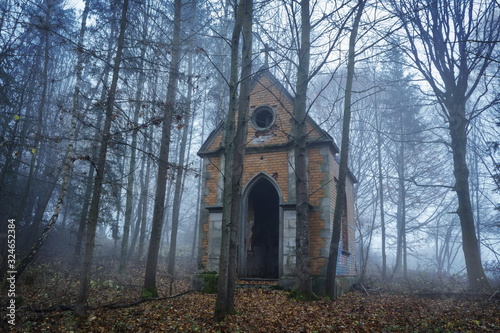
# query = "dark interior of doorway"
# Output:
<box><xmin>246</xmin><ymin>178</ymin><xmax>279</xmax><ymax>279</ymax></box>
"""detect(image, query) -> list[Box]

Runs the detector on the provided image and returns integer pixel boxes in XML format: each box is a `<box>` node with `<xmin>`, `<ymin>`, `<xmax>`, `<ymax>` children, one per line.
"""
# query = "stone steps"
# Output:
<box><xmin>236</xmin><ymin>279</ymin><xmax>280</xmax><ymax>290</ymax></box>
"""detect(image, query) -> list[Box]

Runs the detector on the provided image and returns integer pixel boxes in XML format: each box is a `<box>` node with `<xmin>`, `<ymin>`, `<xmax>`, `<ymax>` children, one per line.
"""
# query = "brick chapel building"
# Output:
<box><xmin>197</xmin><ymin>67</ymin><xmax>357</xmax><ymax>294</ymax></box>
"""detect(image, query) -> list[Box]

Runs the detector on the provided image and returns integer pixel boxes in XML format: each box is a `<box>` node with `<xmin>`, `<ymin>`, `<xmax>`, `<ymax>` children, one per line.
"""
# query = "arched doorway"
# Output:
<box><xmin>240</xmin><ymin>176</ymin><xmax>280</xmax><ymax>279</ymax></box>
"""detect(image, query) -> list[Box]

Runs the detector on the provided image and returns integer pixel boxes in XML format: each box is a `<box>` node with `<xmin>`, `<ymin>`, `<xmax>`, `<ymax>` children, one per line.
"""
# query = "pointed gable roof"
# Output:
<box><xmin>198</xmin><ymin>67</ymin><xmax>339</xmax><ymax>157</ymax></box>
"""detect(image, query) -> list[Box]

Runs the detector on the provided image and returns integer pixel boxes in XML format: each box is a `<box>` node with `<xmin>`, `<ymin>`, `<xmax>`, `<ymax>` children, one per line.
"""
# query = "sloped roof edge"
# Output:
<box><xmin>198</xmin><ymin>67</ymin><xmax>340</xmax><ymax>157</ymax></box>
<box><xmin>250</xmin><ymin>65</ymin><xmax>296</xmax><ymax>104</ymax></box>
<box><xmin>197</xmin><ymin>121</ymin><xmax>224</xmax><ymax>156</ymax></box>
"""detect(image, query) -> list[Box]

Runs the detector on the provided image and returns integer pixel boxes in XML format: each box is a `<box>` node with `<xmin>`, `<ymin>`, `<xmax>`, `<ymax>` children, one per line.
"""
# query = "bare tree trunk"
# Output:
<box><xmin>128</xmin><ymin>188</ymin><xmax>142</xmax><ymax>260</ymax></box>
<box><xmin>214</xmin><ymin>0</ymin><xmax>253</xmax><ymax>321</ymax></box>
<box><xmin>113</xmin><ymin>155</ymin><xmax>126</xmax><ymax>258</ymax></box>
<box><xmin>73</xmin><ymin>0</ymin><xmax>113</xmax><ymax>263</ymax></box>
<box><xmin>470</xmin><ymin>125</ymin><xmax>482</xmax><ymax>258</ymax></box>
<box><xmin>128</xmin><ymin>144</ymin><xmax>147</xmax><ymax>261</ymax></box>
<box><xmin>22</xmin><ymin>179</ymin><xmax>57</xmax><ymax>253</ymax></box>
<box><xmin>160</xmin><ymin>163</ymin><xmax>175</xmax><ymax>257</ymax></box>
<box><xmin>450</xmin><ymin>100</ymin><xmax>489</xmax><ymax>290</ymax></box>
<box><xmin>75</xmin><ymin>0</ymin><xmax>129</xmax><ymax>315</ymax></box>
<box><xmin>227</xmin><ymin>0</ymin><xmax>252</xmax><ymax>313</ymax></box>
<box><xmin>325</xmin><ymin>0</ymin><xmax>365</xmax><ymax>300</ymax></box>
<box><xmin>214</xmin><ymin>0</ymin><xmax>244</xmax><ymax>321</ymax></box>
<box><xmin>375</xmin><ymin>110</ymin><xmax>387</xmax><ymax>280</ymax></box>
<box><xmin>393</xmin><ymin>136</ymin><xmax>405</xmax><ymax>278</ymax></box>
<box><xmin>137</xmin><ymin>126</ymin><xmax>153</xmax><ymax>261</ymax></box>
<box><xmin>119</xmin><ymin>2</ymin><xmax>149</xmax><ymax>274</ymax></box>
<box><xmin>357</xmin><ymin>188</ymin><xmax>376</xmax><ymax>283</ymax></box>
<box><xmin>166</xmin><ymin>52</ymin><xmax>194</xmax><ymax>288</ymax></box>
<box><xmin>0</xmin><ymin>117</ymin><xmax>20</xmax><ymax>196</ymax></box>
<box><xmin>142</xmin><ymin>0</ymin><xmax>181</xmax><ymax>298</ymax></box>
<box><xmin>292</xmin><ymin>0</ymin><xmax>313</xmax><ymax>299</ymax></box>
<box><xmin>119</xmin><ymin>121</ymin><xmax>137</xmax><ymax>269</ymax></box>
<box><xmin>73</xmin><ymin>132</ymin><xmax>101</xmax><ymax>263</ymax></box>
<box><xmin>192</xmin><ymin>91</ymin><xmax>207</xmax><ymax>260</ymax></box>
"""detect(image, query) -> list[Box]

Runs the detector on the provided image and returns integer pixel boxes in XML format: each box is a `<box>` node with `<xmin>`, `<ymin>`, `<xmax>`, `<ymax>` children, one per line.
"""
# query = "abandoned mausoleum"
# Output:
<box><xmin>196</xmin><ymin>67</ymin><xmax>357</xmax><ymax>295</ymax></box>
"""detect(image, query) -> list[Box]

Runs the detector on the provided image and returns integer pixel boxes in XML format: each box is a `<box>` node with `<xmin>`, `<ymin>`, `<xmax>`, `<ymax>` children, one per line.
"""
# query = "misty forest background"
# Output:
<box><xmin>0</xmin><ymin>0</ymin><xmax>499</xmax><ymax>312</ymax></box>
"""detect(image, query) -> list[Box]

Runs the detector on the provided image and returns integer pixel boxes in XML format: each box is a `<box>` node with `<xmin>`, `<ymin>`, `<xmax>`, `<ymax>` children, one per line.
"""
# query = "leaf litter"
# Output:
<box><xmin>2</xmin><ymin>260</ymin><xmax>498</xmax><ymax>332</ymax></box>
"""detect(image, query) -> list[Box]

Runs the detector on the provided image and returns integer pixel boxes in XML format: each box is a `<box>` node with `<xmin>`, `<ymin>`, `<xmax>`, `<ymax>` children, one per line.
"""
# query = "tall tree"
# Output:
<box><xmin>75</xmin><ymin>0</ymin><xmax>130</xmax><ymax>315</ymax></box>
<box><xmin>119</xmin><ymin>0</ymin><xmax>150</xmax><ymax>274</ymax></box>
<box><xmin>325</xmin><ymin>0</ymin><xmax>365</xmax><ymax>300</ymax></box>
<box><xmin>227</xmin><ymin>0</ymin><xmax>252</xmax><ymax>314</ymax></box>
<box><xmin>166</xmin><ymin>52</ymin><xmax>194</xmax><ymax>288</ymax></box>
<box><xmin>389</xmin><ymin>0</ymin><xmax>499</xmax><ymax>290</ymax></box>
<box><xmin>378</xmin><ymin>48</ymin><xmax>424</xmax><ymax>279</ymax></box>
<box><xmin>142</xmin><ymin>0</ymin><xmax>182</xmax><ymax>298</ymax></box>
<box><xmin>73</xmin><ymin>0</ymin><xmax>117</xmax><ymax>263</ymax></box>
<box><xmin>136</xmin><ymin>125</ymin><xmax>154</xmax><ymax>261</ymax></box>
<box><xmin>214</xmin><ymin>0</ymin><xmax>252</xmax><ymax>321</ymax></box>
<box><xmin>291</xmin><ymin>0</ymin><xmax>313</xmax><ymax>300</ymax></box>
<box><xmin>375</xmin><ymin>99</ymin><xmax>387</xmax><ymax>280</ymax></box>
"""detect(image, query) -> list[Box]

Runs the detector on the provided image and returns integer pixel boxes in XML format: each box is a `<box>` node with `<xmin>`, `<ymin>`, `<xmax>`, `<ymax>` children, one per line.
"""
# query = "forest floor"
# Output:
<box><xmin>2</xmin><ymin>258</ymin><xmax>499</xmax><ymax>332</ymax></box>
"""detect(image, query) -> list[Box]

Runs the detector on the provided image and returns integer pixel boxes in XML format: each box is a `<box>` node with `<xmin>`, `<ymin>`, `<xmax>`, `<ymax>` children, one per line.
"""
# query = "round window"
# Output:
<box><xmin>251</xmin><ymin>106</ymin><xmax>275</xmax><ymax>130</ymax></box>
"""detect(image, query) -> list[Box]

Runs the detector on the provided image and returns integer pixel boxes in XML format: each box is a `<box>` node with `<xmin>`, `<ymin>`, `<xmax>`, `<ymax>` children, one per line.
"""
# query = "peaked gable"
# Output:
<box><xmin>198</xmin><ymin>68</ymin><xmax>339</xmax><ymax>157</ymax></box>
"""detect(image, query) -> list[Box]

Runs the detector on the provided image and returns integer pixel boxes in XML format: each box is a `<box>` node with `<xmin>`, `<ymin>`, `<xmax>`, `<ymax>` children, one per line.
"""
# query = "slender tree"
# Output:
<box><xmin>73</xmin><ymin>0</ymin><xmax>117</xmax><ymax>263</ymax></box>
<box><xmin>75</xmin><ymin>0</ymin><xmax>130</xmax><ymax>315</ymax></box>
<box><xmin>119</xmin><ymin>0</ymin><xmax>150</xmax><ymax>274</ymax></box>
<box><xmin>375</xmin><ymin>103</ymin><xmax>387</xmax><ymax>280</ymax></box>
<box><xmin>325</xmin><ymin>0</ymin><xmax>365</xmax><ymax>300</ymax></box>
<box><xmin>227</xmin><ymin>0</ymin><xmax>252</xmax><ymax>314</ymax></box>
<box><xmin>214</xmin><ymin>0</ymin><xmax>253</xmax><ymax>321</ymax></box>
<box><xmin>137</xmin><ymin>125</ymin><xmax>154</xmax><ymax>261</ymax></box>
<box><xmin>142</xmin><ymin>0</ymin><xmax>182</xmax><ymax>298</ymax></box>
<box><xmin>167</xmin><ymin>52</ymin><xmax>194</xmax><ymax>290</ymax></box>
<box><xmin>291</xmin><ymin>0</ymin><xmax>313</xmax><ymax>300</ymax></box>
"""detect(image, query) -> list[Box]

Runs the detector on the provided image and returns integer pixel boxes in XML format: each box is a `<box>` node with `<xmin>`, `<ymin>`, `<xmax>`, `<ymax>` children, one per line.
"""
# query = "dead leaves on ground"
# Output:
<box><xmin>3</xmin><ymin>260</ymin><xmax>499</xmax><ymax>332</ymax></box>
<box><xmin>9</xmin><ymin>289</ymin><xmax>500</xmax><ymax>332</ymax></box>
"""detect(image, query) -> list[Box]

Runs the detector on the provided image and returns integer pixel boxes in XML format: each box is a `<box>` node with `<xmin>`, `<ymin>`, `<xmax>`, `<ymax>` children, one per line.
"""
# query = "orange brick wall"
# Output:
<box><xmin>202</xmin><ymin>156</ymin><xmax>223</xmax><ymax>206</ymax></box>
<box><xmin>197</xmin><ymin>69</ymin><xmax>356</xmax><ymax>278</ymax></box>
<box><xmin>246</xmin><ymin>76</ymin><xmax>293</xmax><ymax>147</ymax></box>
<box><xmin>241</xmin><ymin>151</ymin><xmax>290</xmax><ymax>202</ymax></box>
<box><xmin>307</xmin><ymin>147</ymin><xmax>328</xmax><ymax>275</ymax></box>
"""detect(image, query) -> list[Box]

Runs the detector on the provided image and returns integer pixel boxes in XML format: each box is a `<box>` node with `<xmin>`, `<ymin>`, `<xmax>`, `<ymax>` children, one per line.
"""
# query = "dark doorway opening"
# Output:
<box><xmin>245</xmin><ymin>178</ymin><xmax>279</xmax><ymax>278</ymax></box>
